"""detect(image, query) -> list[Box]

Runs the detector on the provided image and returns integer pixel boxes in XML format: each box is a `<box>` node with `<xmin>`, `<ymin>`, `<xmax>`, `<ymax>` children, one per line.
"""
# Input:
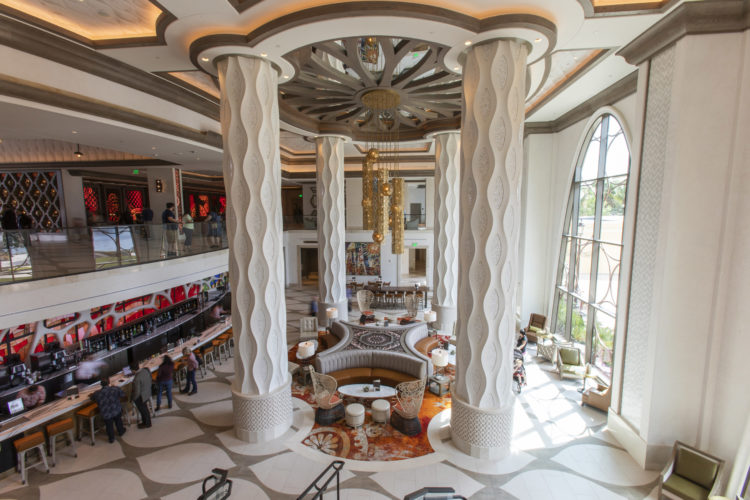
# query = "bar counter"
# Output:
<box><xmin>0</xmin><ymin>316</ymin><xmax>232</xmax><ymax>443</ymax></box>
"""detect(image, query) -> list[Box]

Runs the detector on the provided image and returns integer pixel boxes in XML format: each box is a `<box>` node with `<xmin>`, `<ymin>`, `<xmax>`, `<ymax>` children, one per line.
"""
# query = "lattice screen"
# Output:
<box><xmin>0</xmin><ymin>170</ymin><xmax>63</xmax><ymax>229</ymax></box>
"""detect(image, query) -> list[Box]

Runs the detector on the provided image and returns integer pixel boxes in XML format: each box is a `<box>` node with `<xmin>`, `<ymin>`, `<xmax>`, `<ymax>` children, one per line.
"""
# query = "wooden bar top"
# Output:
<box><xmin>0</xmin><ymin>316</ymin><xmax>232</xmax><ymax>442</ymax></box>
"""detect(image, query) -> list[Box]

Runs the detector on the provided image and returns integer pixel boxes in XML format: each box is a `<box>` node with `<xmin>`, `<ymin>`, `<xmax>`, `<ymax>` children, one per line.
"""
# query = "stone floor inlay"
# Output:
<box><xmin>137</xmin><ymin>443</ymin><xmax>236</xmax><ymax>484</ymax></box>
<box><xmin>370</xmin><ymin>462</ymin><xmax>485</xmax><ymax>499</ymax></box>
<box><xmin>552</xmin><ymin>444</ymin><xmax>659</xmax><ymax>487</ymax></box>
<box><xmin>122</xmin><ymin>415</ymin><xmax>203</xmax><ymax>448</ymax></box>
<box><xmin>162</xmin><ymin>477</ymin><xmax>270</xmax><ymax>500</ymax></box>
<box><xmin>39</xmin><ymin>468</ymin><xmax>147</xmax><ymax>500</ymax></box>
<box><xmin>190</xmin><ymin>399</ymin><xmax>234</xmax><ymax>427</ymax></box>
<box><xmin>250</xmin><ymin>451</ymin><xmax>356</xmax><ymax>494</ymax></box>
<box><xmin>501</xmin><ymin>469</ymin><xmax>627</xmax><ymax>500</ymax></box>
<box><xmin>173</xmin><ymin>380</ymin><xmax>231</xmax><ymax>404</ymax></box>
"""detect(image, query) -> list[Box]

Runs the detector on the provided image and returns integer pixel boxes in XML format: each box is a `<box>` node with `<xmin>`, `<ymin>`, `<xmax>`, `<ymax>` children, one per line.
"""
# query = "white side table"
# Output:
<box><xmin>371</xmin><ymin>399</ymin><xmax>390</xmax><ymax>423</ymax></box>
<box><xmin>345</xmin><ymin>403</ymin><xmax>365</xmax><ymax>428</ymax></box>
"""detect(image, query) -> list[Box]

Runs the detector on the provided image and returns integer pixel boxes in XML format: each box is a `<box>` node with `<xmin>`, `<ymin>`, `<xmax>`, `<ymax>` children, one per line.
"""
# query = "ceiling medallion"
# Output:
<box><xmin>280</xmin><ymin>35</ymin><xmax>461</xmax><ymax>141</ymax></box>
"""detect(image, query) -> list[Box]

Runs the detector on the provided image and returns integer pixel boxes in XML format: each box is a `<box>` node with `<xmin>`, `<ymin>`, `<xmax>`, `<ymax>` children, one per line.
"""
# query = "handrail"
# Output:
<box><xmin>404</xmin><ymin>486</ymin><xmax>467</xmax><ymax>500</ymax></box>
<box><xmin>198</xmin><ymin>468</ymin><xmax>232</xmax><ymax>500</ymax></box>
<box><xmin>0</xmin><ymin>221</ymin><xmax>227</xmax><ymax>285</ymax></box>
<box><xmin>296</xmin><ymin>460</ymin><xmax>345</xmax><ymax>500</ymax></box>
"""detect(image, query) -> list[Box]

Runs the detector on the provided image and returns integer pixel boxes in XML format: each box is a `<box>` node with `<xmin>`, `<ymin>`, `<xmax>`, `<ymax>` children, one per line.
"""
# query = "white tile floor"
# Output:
<box><xmin>2</xmin><ymin>286</ymin><xmax>659</xmax><ymax>499</ymax></box>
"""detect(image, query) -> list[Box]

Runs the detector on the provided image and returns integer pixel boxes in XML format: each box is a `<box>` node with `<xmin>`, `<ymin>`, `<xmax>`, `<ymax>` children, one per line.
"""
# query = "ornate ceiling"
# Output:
<box><xmin>281</xmin><ymin>36</ymin><xmax>461</xmax><ymax>141</ymax></box>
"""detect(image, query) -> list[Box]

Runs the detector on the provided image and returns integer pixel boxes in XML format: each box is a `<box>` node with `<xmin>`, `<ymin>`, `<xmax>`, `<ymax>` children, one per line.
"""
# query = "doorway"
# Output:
<box><xmin>299</xmin><ymin>247</ymin><xmax>318</xmax><ymax>286</ymax></box>
<box><xmin>399</xmin><ymin>247</ymin><xmax>427</xmax><ymax>284</ymax></box>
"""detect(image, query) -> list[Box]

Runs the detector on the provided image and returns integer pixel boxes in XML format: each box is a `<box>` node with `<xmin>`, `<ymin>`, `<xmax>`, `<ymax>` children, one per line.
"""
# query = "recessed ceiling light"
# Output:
<box><xmin>201</xmin><ymin>56</ymin><xmax>210</xmax><ymax>62</ymax></box>
<box><xmin>283</xmin><ymin>75</ymin><xmax>289</xmax><ymax>79</ymax></box>
<box><xmin>464</xmin><ymin>40</ymin><xmax>472</xmax><ymax>46</ymax></box>
<box><xmin>535</xmin><ymin>38</ymin><xmax>542</xmax><ymax>43</ymax></box>
<box><xmin>260</xmin><ymin>53</ymin><xmax>268</xmax><ymax>57</ymax></box>
<box><xmin>151</xmin><ymin>146</ymin><xmax>157</xmax><ymax>150</ymax></box>
<box><xmin>453</xmin><ymin>66</ymin><xmax>460</xmax><ymax>71</ymax></box>
<box><xmin>72</xmin><ymin>130</ymin><xmax>78</xmax><ymax>134</ymax></box>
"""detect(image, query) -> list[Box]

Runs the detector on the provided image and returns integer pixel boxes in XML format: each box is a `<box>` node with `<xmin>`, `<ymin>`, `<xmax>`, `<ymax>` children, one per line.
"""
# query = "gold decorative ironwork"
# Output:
<box><xmin>390</xmin><ymin>178</ymin><xmax>404</xmax><ymax>254</ymax></box>
<box><xmin>361</xmin><ymin>89</ymin><xmax>401</xmax><ymax>110</ymax></box>
<box><xmin>361</xmin><ymin>156</ymin><xmax>375</xmax><ymax>230</ymax></box>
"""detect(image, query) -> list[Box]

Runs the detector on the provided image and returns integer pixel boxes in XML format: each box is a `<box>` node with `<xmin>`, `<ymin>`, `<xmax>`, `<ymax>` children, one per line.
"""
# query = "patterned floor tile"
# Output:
<box><xmin>163</xmin><ymin>477</ymin><xmax>270</xmax><ymax>500</ymax></box>
<box><xmin>500</xmin><ymin>469</ymin><xmax>627</xmax><ymax>500</ymax></box>
<box><xmin>137</xmin><ymin>443</ymin><xmax>235</xmax><ymax>484</ymax></box>
<box><xmin>122</xmin><ymin>415</ymin><xmax>203</xmax><ymax>448</ymax></box>
<box><xmin>40</xmin><ymin>468</ymin><xmax>147</xmax><ymax>500</ymax></box>
<box><xmin>551</xmin><ymin>444</ymin><xmax>658</xmax><ymax>487</ymax></box>
<box><xmin>249</xmin><ymin>451</ymin><xmax>356</xmax><ymax>494</ymax></box>
<box><xmin>173</xmin><ymin>381</ymin><xmax>231</xmax><ymax>404</ymax></box>
<box><xmin>371</xmin><ymin>462</ymin><xmax>485</xmax><ymax>499</ymax></box>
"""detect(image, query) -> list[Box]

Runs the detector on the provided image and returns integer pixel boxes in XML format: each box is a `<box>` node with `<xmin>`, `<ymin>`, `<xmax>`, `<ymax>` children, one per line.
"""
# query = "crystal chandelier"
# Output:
<box><xmin>360</xmin><ymin>85</ymin><xmax>404</xmax><ymax>254</ymax></box>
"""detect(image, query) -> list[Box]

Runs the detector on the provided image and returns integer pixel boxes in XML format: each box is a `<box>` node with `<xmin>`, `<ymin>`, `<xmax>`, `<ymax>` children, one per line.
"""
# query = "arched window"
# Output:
<box><xmin>551</xmin><ymin>113</ymin><xmax>630</xmax><ymax>382</ymax></box>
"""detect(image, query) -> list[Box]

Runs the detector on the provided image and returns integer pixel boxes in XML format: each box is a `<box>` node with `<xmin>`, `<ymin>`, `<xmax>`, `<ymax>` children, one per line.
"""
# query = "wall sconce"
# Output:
<box><xmin>155</xmin><ymin>179</ymin><xmax>163</xmax><ymax>192</ymax></box>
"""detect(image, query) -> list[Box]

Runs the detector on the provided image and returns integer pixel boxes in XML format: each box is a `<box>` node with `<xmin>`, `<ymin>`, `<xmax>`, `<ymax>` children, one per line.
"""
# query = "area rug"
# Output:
<box><xmin>347</xmin><ymin>326</ymin><xmax>403</xmax><ymax>352</ymax></box>
<box><xmin>291</xmin><ymin>378</ymin><xmax>451</xmax><ymax>461</ymax></box>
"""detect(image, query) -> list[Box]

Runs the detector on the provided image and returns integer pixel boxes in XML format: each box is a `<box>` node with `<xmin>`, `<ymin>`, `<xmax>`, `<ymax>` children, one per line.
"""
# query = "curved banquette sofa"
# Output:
<box><xmin>314</xmin><ymin>350</ymin><xmax>426</xmax><ymax>386</ymax></box>
<box><xmin>314</xmin><ymin>321</ymin><xmax>429</xmax><ymax>386</ymax></box>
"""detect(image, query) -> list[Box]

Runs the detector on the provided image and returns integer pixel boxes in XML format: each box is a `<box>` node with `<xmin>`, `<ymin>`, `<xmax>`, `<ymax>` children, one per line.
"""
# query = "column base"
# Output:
<box><xmin>318</xmin><ymin>299</ymin><xmax>348</xmax><ymax>326</ymax></box>
<box><xmin>450</xmin><ymin>393</ymin><xmax>513</xmax><ymax>459</ymax></box>
<box><xmin>432</xmin><ymin>303</ymin><xmax>457</xmax><ymax>334</ymax></box>
<box><xmin>232</xmin><ymin>381</ymin><xmax>293</xmax><ymax>443</ymax></box>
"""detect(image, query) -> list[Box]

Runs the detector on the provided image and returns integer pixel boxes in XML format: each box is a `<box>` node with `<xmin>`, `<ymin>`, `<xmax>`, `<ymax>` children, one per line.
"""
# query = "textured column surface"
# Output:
<box><xmin>432</xmin><ymin>131</ymin><xmax>460</xmax><ymax>332</ymax></box>
<box><xmin>316</xmin><ymin>135</ymin><xmax>348</xmax><ymax>325</ymax></box>
<box><xmin>450</xmin><ymin>40</ymin><xmax>527</xmax><ymax>459</ymax></box>
<box><xmin>217</xmin><ymin>55</ymin><xmax>292</xmax><ymax>443</ymax></box>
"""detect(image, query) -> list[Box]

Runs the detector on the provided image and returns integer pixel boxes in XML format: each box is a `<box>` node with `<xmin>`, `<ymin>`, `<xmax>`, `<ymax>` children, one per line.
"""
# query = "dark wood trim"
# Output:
<box><xmin>618</xmin><ymin>0</ymin><xmax>750</xmax><ymax>65</ymax></box>
<box><xmin>0</xmin><ymin>0</ymin><xmax>177</xmax><ymax>49</ymax></box>
<box><xmin>280</xmin><ymin>154</ymin><xmax>434</xmax><ymax>166</ymax></box>
<box><xmin>0</xmin><ymin>75</ymin><xmax>223</xmax><ymax>149</ymax></box>
<box><xmin>154</xmin><ymin>72</ymin><xmax>221</xmax><ymax>105</ymax></box>
<box><xmin>525</xmin><ymin>48</ymin><xmax>610</xmax><ymax>118</ymax></box>
<box><xmin>0</xmin><ymin>159</ymin><xmax>177</xmax><ymax>170</ymax></box>
<box><xmin>226</xmin><ymin>0</ymin><xmax>266</xmax><ymax>14</ymax></box>
<box><xmin>576</xmin><ymin>0</ymin><xmax>679</xmax><ymax>18</ymax></box>
<box><xmin>0</xmin><ymin>16</ymin><xmax>220</xmax><ymax>121</ymax></box>
<box><xmin>525</xmin><ymin>71</ymin><xmax>638</xmax><ymax>135</ymax></box>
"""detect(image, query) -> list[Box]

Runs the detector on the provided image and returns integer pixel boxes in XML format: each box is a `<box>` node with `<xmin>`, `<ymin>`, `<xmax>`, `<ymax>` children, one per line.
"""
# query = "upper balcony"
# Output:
<box><xmin>0</xmin><ymin>220</ymin><xmax>227</xmax><ymax>285</ymax></box>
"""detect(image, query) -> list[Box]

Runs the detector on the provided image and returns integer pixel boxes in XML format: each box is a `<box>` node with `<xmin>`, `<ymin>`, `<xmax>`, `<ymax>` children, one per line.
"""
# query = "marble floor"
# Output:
<box><xmin>0</xmin><ymin>286</ymin><xmax>660</xmax><ymax>499</ymax></box>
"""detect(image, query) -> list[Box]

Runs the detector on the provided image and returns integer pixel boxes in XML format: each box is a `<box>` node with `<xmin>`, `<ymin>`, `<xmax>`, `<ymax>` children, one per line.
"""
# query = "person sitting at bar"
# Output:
<box><xmin>129</xmin><ymin>361</ymin><xmax>152</xmax><ymax>429</ymax></box>
<box><xmin>19</xmin><ymin>384</ymin><xmax>46</xmax><ymax>409</ymax></box>
<box><xmin>90</xmin><ymin>376</ymin><xmax>126</xmax><ymax>443</ymax></box>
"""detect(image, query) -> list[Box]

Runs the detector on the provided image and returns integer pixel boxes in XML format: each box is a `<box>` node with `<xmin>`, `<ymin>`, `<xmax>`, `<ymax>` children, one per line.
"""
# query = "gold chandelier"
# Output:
<box><xmin>361</xmin><ymin>86</ymin><xmax>404</xmax><ymax>254</ymax></box>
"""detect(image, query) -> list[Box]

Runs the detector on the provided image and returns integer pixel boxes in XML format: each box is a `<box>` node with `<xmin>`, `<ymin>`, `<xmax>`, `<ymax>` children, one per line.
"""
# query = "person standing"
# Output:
<box><xmin>161</xmin><ymin>203</ymin><xmax>179</xmax><ymax>257</ymax></box>
<box><xmin>90</xmin><ymin>377</ymin><xmax>126</xmax><ymax>443</ymax></box>
<box><xmin>141</xmin><ymin>206</ymin><xmax>154</xmax><ymax>239</ymax></box>
<box><xmin>129</xmin><ymin>361</ymin><xmax>152</xmax><ymax>428</ymax></box>
<box><xmin>180</xmin><ymin>348</ymin><xmax>198</xmax><ymax>395</ymax></box>
<box><xmin>207</xmin><ymin>210</ymin><xmax>221</xmax><ymax>248</ymax></box>
<box><xmin>1</xmin><ymin>206</ymin><xmax>18</xmax><ymax>230</ymax></box>
<box><xmin>181</xmin><ymin>212</ymin><xmax>194</xmax><ymax>252</ymax></box>
<box><xmin>155</xmin><ymin>355</ymin><xmax>174</xmax><ymax>411</ymax></box>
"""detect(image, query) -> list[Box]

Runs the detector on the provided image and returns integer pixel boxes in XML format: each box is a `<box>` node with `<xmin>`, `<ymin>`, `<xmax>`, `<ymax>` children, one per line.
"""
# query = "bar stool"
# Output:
<box><xmin>76</xmin><ymin>403</ymin><xmax>99</xmax><ymax>446</ymax></box>
<box><xmin>14</xmin><ymin>431</ymin><xmax>49</xmax><ymax>484</ymax></box>
<box><xmin>212</xmin><ymin>339</ymin><xmax>229</xmax><ymax>363</ymax></box>
<box><xmin>202</xmin><ymin>345</ymin><xmax>218</xmax><ymax>371</ymax></box>
<box><xmin>193</xmin><ymin>350</ymin><xmax>207</xmax><ymax>378</ymax></box>
<box><xmin>218</xmin><ymin>333</ymin><xmax>234</xmax><ymax>357</ymax></box>
<box><xmin>46</xmin><ymin>418</ymin><xmax>77</xmax><ymax>466</ymax></box>
<box><xmin>173</xmin><ymin>359</ymin><xmax>187</xmax><ymax>392</ymax></box>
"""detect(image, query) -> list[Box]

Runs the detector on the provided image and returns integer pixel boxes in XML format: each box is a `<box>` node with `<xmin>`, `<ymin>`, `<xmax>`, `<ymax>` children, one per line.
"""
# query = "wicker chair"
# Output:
<box><xmin>404</xmin><ymin>294</ymin><xmax>419</xmax><ymax>317</ymax></box>
<box><xmin>391</xmin><ymin>378</ymin><xmax>426</xmax><ymax>436</ymax></box>
<box><xmin>356</xmin><ymin>290</ymin><xmax>374</xmax><ymax>312</ymax></box>
<box><xmin>307</xmin><ymin>366</ymin><xmax>345</xmax><ymax>425</ymax></box>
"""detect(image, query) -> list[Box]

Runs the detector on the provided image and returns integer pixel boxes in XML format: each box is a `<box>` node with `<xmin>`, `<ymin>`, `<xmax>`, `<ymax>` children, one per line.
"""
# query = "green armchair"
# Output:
<box><xmin>659</xmin><ymin>441</ymin><xmax>724</xmax><ymax>500</ymax></box>
<box><xmin>556</xmin><ymin>345</ymin><xmax>586</xmax><ymax>380</ymax></box>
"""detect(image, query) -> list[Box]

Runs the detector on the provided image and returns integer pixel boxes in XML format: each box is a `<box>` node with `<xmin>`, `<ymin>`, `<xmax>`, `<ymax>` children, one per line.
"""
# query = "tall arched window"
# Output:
<box><xmin>551</xmin><ymin>113</ymin><xmax>630</xmax><ymax>382</ymax></box>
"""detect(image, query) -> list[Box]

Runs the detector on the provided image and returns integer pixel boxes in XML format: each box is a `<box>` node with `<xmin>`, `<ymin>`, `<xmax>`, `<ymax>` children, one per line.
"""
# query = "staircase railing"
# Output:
<box><xmin>404</xmin><ymin>486</ymin><xmax>467</xmax><ymax>500</ymax></box>
<box><xmin>198</xmin><ymin>468</ymin><xmax>232</xmax><ymax>500</ymax></box>
<box><xmin>296</xmin><ymin>460</ymin><xmax>345</xmax><ymax>500</ymax></box>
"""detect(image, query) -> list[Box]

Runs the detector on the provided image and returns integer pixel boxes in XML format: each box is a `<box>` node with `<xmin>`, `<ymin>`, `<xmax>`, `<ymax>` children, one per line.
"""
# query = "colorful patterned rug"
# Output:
<box><xmin>291</xmin><ymin>378</ymin><xmax>451</xmax><ymax>461</ymax></box>
<box><xmin>347</xmin><ymin>326</ymin><xmax>403</xmax><ymax>352</ymax></box>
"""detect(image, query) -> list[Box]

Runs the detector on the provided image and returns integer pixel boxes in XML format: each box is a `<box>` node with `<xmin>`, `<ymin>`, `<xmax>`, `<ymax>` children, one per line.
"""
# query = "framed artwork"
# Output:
<box><xmin>346</xmin><ymin>242</ymin><xmax>380</xmax><ymax>275</ymax></box>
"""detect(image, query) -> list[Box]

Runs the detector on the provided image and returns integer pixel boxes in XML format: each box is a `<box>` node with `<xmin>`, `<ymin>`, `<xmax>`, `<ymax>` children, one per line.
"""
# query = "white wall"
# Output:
<box><xmin>345</xmin><ymin>177</ymin><xmax>363</xmax><ymax>229</ymax></box>
<box><xmin>0</xmin><ymin>250</ymin><xmax>228</xmax><ymax>329</ymax></box>
<box><xmin>284</xmin><ymin>229</ymin><xmax>434</xmax><ymax>289</ymax></box>
<box><xmin>147</xmin><ymin>167</ymin><xmax>178</xmax><ymax>216</ymax></box>
<box><xmin>60</xmin><ymin>170</ymin><xmax>86</xmax><ymax>226</ymax></box>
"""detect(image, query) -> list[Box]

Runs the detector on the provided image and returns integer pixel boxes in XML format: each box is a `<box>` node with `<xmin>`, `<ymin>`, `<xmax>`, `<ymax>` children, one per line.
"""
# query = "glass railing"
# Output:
<box><xmin>0</xmin><ymin>221</ymin><xmax>227</xmax><ymax>285</ymax></box>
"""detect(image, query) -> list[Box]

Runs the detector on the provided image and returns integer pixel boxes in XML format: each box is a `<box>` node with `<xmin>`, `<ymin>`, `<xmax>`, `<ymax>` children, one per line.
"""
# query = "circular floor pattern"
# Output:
<box><xmin>50</xmin><ymin>437</ymin><xmax>124</xmax><ymax>475</ymax></box>
<box><xmin>40</xmin><ymin>468</ymin><xmax>146</xmax><ymax>500</ymax></box>
<box><xmin>173</xmin><ymin>381</ymin><xmax>231</xmax><ymax>404</ymax></box>
<box><xmin>190</xmin><ymin>399</ymin><xmax>234</xmax><ymax>427</ymax></box>
<box><xmin>122</xmin><ymin>415</ymin><xmax>203</xmax><ymax>448</ymax></box>
<box><xmin>137</xmin><ymin>443</ymin><xmax>236</xmax><ymax>485</ymax></box>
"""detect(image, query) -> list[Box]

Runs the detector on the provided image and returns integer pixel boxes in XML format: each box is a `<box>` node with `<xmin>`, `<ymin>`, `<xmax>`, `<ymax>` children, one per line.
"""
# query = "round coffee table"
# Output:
<box><xmin>338</xmin><ymin>383</ymin><xmax>396</xmax><ymax>400</ymax></box>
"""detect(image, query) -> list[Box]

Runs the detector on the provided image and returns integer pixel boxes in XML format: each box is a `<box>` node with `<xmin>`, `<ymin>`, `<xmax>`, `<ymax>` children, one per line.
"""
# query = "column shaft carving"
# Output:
<box><xmin>316</xmin><ymin>135</ymin><xmax>347</xmax><ymax>324</ymax></box>
<box><xmin>450</xmin><ymin>40</ymin><xmax>527</xmax><ymax>459</ymax></box>
<box><xmin>432</xmin><ymin>131</ymin><xmax>460</xmax><ymax>332</ymax></box>
<box><xmin>218</xmin><ymin>55</ymin><xmax>292</xmax><ymax>442</ymax></box>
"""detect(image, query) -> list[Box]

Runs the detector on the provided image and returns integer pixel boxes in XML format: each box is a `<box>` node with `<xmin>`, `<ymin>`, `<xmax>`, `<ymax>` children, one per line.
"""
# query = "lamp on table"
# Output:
<box><xmin>431</xmin><ymin>348</ymin><xmax>449</xmax><ymax>380</ymax></box>
<box><xmin>423</xmin><ymin>310</ymin><xmax>437</xmax><ymax>334</ymax></box>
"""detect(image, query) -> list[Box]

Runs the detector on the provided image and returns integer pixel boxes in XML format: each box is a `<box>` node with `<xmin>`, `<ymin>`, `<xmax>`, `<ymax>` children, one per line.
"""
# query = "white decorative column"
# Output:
<box><xmin>450</xmin><ymin>40</ymin><xmax>527</xmax><ymax>459</ymax></box>
<box><xmin>315</xmin><ymin>135</ymin><xmax>348</xmax><ymax>325</ymax></box>
<box><xmin>217</xmin><ymin>55</ymin><xmax>292</xmax><ymax>443</ymax></box>
<box><xmin>431</xmin><ymin>131</ymin><xmax>460</xmax><ymax>333</ymax></box>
